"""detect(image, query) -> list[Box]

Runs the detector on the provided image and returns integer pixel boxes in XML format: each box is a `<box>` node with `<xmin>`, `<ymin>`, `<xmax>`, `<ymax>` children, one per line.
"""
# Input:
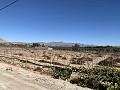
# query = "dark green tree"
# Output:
<box><xmin>72</xmin><ymin>43</ymin><xmax>80</xmax><ymax>51</ymax></box>
<box><xmin>32</xmin><ymin>43</ymin><xmax>40</xmax><ymax>47</ymax></box>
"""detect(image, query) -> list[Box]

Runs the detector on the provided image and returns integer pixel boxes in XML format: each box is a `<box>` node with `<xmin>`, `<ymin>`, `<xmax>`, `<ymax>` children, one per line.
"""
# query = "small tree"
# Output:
<box><xmin>32</xmin><ymin>43</ymin><xmax>40</xmax><ymax>47</ymax></box>
<box><xmin>72</xmin><ymin>43</ymin><xmax>80</xmax><ymax>51</ymax></box>
<box><xmin>42</xmin><ymin>44</ymin><xmax>45</xmax><ymax>47</ymax></box>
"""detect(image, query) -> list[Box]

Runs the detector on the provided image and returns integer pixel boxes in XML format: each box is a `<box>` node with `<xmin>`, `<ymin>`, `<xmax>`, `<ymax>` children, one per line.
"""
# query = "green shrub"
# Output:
<box><xmin>52</xmin><ymin>67</ymin><xmax>72</xmax><ymax>80</ymax></box>
<box><xmin>33</xmin><ymin>67</ymin><xmax>42</xmax><ymax>72</ymax></box>
<box><xmin>70</xmin><ymin>68</ymin><xmax>120</xmax><ymax>89</ymax></box>
<box><xmin>70</xmin><ymin>76</ymin><xmax>99</xmax><ymax>89</ymax></box>
<box><xmin>70</xmin><ymin>58</ymin><xmax>85</xmax><ymax>65</ymax></box>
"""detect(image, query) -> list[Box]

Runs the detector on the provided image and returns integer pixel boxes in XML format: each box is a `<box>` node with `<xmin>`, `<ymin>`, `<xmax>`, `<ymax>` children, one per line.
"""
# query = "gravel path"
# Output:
<box><xmin>0</xmin><ymin>73</ymin><xmax>48</xmax><ymax>90</ymax></box>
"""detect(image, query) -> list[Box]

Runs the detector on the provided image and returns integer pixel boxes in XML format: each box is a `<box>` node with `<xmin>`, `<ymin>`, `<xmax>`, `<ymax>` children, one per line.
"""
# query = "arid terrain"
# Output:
<box><xmin>0</xmin><ymin>46</ymin><xmax>94</xmax><ymax>90</ymax></box>
<box><xmin>0</xmin><ymin>0</ymin><xmax>120</xmax><ymax>89</ymax></box>
<box><xmin>0</xmin><ymin>45</ymin><xmax>120</xmax><ymax>90</ymax></box>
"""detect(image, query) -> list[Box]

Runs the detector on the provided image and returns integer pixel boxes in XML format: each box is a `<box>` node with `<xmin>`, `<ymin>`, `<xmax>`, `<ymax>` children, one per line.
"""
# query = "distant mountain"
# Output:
<box><xmin>0</xmin><ymin>38</ymin><xmax>95</xmax><ymax>47</ymax></box>
<box><xmin>0</xmin><ymin>38</ymin><xmax>7</xmax><ymax>43</ymax></box>
<box><xmin>37</xmin><ymin>42</ymin><xmax>95</xmax><ymax>47</ymax></box>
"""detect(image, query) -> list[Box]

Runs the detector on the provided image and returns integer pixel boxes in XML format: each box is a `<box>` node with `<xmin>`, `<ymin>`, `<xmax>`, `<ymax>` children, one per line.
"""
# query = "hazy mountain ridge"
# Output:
<box><xmin>0</xmin><ymin>38</ymin><xmax>7</xmax><ymax>43</ymax></box>
<box><xmin>37</xmin><ymin>41</ymin><xmax>95</xmax><ymax>47</ymax></box>
<box><xmin>0</xmin><ymin>38</ymin><xmax>95</xmax><ymax>47</ymax></box>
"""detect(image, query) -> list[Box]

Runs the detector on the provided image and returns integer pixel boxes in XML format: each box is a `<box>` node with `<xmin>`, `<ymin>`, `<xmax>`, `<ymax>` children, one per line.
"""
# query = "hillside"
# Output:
<box><xmin>0</xmin><ymin>38</ymin><xmax>6</xmax><ymax>43</ymax></box>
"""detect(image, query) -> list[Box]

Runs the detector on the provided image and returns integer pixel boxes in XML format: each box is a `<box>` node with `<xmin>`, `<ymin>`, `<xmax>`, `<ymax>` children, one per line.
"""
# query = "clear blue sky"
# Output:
<box><xmin>0</xmin><ymin>0</ymin><xmax>120</xmax><ymax>46</ymax></box>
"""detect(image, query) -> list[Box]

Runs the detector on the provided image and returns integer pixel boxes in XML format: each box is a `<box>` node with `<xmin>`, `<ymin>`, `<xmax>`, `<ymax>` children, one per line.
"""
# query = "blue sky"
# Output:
<box><xmin>0</xmin><ymin>0</ymin><xmax>120</xmax><ymax>46</ymax></box>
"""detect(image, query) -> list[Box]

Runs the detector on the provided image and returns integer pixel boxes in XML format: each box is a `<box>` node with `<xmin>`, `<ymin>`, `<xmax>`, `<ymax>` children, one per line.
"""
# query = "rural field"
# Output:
<box><xmin>0</xmin><ymin>42</ymin><xmax>120</xmax><ymax>90</ymax></box>
<box><xmin>0</xmin><ymin>0</ymin><xmax>120</xmax><ymax>90</ymax></box>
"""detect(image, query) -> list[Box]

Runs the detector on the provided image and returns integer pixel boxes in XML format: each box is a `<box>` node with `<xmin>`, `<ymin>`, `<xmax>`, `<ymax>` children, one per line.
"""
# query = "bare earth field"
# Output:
<box><xmin>0</xmin><ymin>62</ymin><xmax>92</xmax><ymax>90</ymax></box>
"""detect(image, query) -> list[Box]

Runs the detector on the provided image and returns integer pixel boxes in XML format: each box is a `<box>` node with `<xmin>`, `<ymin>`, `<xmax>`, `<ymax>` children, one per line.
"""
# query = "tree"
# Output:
<box><xmin>72</xmin><ymin>43</ymin><xmax>80</xmax><ymax>51</ymax></box>
<box><xmin>32</xmin><ymin>43</ymin><xmax>40</xmax><ymax>47</ymax></box>
<box><xmin>42</xmin><ymin>44</ymin><xmax>45</xmax><ymax>47</ymax></box>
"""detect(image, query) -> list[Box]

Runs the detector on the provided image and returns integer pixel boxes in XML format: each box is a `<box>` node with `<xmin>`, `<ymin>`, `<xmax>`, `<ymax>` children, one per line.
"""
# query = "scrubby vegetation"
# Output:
<box><xmin>51</xmin><ymin>45</ymin><xmax>120</xmax><ymax>53</ymax></box>
<box><xmin>39</xmin><ymin>60</ymin><xmax>65</xmax><ymax>66</ymax></box>
<box><xmin>1</xmin><ymin>43</ymin><xmax>120</xmax><ymax>89</ymax></box>
<box><xmin>70</xmin><ymin>68</ymin><xmax>120</xmax><ymax>90</ymax></box>
<box><xmin>98</xmin><ymin>57</ymin><xmax>120</xmax><ymax>68</ymax></box>
<box><xmin>52</xmin><ymin>67</ymin><xmax>72</xmax><ymax>80</ymax></box>
<box><xmin>50</xmin><ymin>65</ymin><xmax>120</xmax><ymax>90</ymax></box>
<box><xmin>70</xmin><ymin>57</ymin><xmax>92</xmax><ymax>65</ymax></box>
<box><xmin>33</xmin><ymin>67</ymin><xmax>42</xmax><ymax>72</ymax></box>
<box><xmin>70</xmin><ymin>57</ymin><xmax>85</xmax><ymax>65</ymax></box>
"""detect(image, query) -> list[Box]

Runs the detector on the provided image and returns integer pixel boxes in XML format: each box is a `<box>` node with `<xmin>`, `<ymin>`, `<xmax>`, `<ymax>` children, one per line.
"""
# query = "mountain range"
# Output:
<box><xmin>36</xmin><ymin>42</ymin><xmax>95</xmax><ymax>47</ymax></box>
<box><xmin>0</xmin><ymin>38</ymin><xmax>95</xmax><ymax>47</ymax></box>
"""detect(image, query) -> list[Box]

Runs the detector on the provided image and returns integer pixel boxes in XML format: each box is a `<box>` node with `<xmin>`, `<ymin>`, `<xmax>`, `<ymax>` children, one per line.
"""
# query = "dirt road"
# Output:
<box><xmin>0</xmin><ymin>63</ymin><xmax>92</xmax><ymax>90</ymax></box>
<box><xmin>0</xmin><ymin>72</ymin><xmax>48</xmax><ymax>90</ymax></box>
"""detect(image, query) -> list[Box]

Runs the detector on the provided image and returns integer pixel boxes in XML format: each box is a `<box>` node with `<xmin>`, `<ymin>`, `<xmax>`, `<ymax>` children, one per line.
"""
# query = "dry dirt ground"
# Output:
<box><xmin>0</xmin><ymin>63</ymin><xmax>92</xmax><ymax>90</ymax></box>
